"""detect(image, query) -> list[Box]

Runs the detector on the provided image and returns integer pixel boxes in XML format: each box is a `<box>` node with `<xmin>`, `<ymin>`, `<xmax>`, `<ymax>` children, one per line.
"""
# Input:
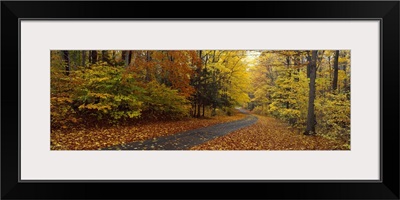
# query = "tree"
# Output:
<box><xmin>304</xmin><ymin>50</ymin><xmax>318</xmax><ymax>135</ymax></box>
<box><xmin>91</xmin><ymin>50</ymin><xmax>98</xmax><ymax>64</ymax></box>
<box><xmin>82</xmin><ymin>51</ymin><xmax>86</xmax><ymax>67</ymax></box>
<box><xmin>189</xmin><ymin>50</ymin><xmax>250</xmax><ymax>117</ymax></box>
<box><xmin>332</xmin><ymin>50</ymin><xmax>339</xmax><ymax>91</ymax></box>
<box><xmin>61</xmin><ymin>50</ymin><xmax>70</xmax><ymax>76</ymax></box>
<box><xmin>123</xmin><ymin>50</ymin><xmax>132</xmax><ymax>67</ymax></box>
<box><xmin>101</xmin><ymin>50</ymin><xmax>109</xmax><ymax>64</ymax></box>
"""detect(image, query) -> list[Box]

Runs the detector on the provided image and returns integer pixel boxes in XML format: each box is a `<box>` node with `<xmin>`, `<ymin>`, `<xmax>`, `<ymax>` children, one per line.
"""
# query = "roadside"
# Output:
<box><xmin>191</xmin><ymin>115</ymin><xmax>350</xmax><ymax>150</ymax></box>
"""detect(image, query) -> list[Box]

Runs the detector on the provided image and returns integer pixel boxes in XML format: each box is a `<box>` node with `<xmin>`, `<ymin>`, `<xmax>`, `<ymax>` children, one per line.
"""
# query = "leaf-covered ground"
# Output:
<box><xmin>103</xmin><ymin>114</ymin><xmax>257</xmax><ymax>150</ymax></box>
<box><xmin>51</xmin><ymin>114</ymin><xmax>245</xmax><ymax>150</ymax></box>
<box><xmin>191</xmin><ymin>115</ymin><xmax>350</xmax><ymax>150</ymax></box>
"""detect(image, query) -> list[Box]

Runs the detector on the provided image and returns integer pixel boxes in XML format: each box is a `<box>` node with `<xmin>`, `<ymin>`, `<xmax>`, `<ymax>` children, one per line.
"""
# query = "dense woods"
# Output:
<box><xmin>51</xmin><ymin>50</ymin><xmax>350</xmax><ymax>150</ymax></box>
<box><xmin>249</xmin><ymin>50</ymin><xmax>350</xmax><ymax>144</ymax></box>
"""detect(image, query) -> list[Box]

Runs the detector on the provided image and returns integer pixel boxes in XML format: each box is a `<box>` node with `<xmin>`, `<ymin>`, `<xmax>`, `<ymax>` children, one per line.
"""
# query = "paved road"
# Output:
<box><xmin>103</xmin><ymin>109</ymin><xmax>258</xmax><ymax>150</ymax></box>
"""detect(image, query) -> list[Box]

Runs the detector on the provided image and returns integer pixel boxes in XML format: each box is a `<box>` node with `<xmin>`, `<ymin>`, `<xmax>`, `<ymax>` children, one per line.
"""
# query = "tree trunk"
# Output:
<box><xmin>286</xmin><ymin>55</ymin><xmax>291</xmax><ymax>108</ymax></box>
<box><xmin>62</xmin><ymin>50</ymin><xmax>70</xmax><ymax>76</ymax></box>
<box><xmin>124</xmin><ymin>50</ymin><xmax>131</xmax><ymax>67</ymax></box>
<box><xmin>328</xmin><ymin>56</ymin><xmax>331</xmax><ymax>90</ymax></box>
<box><xmin>286</xmin><ymin>56</ymin><xmax>290</xmax><ymax>67</ymax></box>
<box><xmin>294</xmin><ymin>55</ymin><xmax>300</xmax><ymax>82</ymax></box>
<box><xmin>304</xmin><ymin>50</ymin><xmax>318</xmax><ymax>135</ymax></box>
<box><xmin>343</xmin><ymin>64</ymin><xmax>348</xmax><ymax>92</ymax></box>
<box><xmin>91</xmin><ymin>50</ymin><xmax>97</xmax><ymax>64</ymax></box>
<box><xmin>197</xmin><ymin>103</ymin><xmax>201</xmax><ymax>118</ymax></box>
<box><xmin>122</xmin><ymin>51</ymin><xmax>126</xmax><ymax>65</ymax></box>
<box><xmin>102</xmin><ymin>50</ymin><xmax>109</xmax><ymax>64</ymax></box>
<box><xmin>128</xmin><ymin>51</ymin><xmax>132</xmax><ymax>65</ymax></box>
<box><xmin>73</xmin><ymin>51</ymin><xmax>78</xmax><ymax>70</ymax></box>
<box><xmin>82</xmin><ymin>51</ymin><xmax>86</xmax><ymax>67</ymax></box>
<box><xmin>306</xmin><ymin>53</ymin><xmax>311</xmax><ymax>78</ymax></box>
<box><xmin>88</xmin><ymin>51</ymin><xmax>92</xmax><ymax>64</ymax></box>
<box><xmin>202</xmin><ymin>104</ymin><xmax>205</xmax><ymax>117</ymax></box>
<box><xmin>193</xmin><ymin>102</ymin><xmax>197</xmax><ymax>117</ymax></box>
<box><xmin>332</xmin><ymin>50</ymin><xmax>339</xmax><ymax>92</ymax></box>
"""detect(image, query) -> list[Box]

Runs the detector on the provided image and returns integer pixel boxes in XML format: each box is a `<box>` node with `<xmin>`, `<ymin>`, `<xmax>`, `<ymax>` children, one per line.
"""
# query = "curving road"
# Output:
<box><xmin>103</xmin><ymin>109</ymin><xmax>258</xmax><ymax>150</ymax></box>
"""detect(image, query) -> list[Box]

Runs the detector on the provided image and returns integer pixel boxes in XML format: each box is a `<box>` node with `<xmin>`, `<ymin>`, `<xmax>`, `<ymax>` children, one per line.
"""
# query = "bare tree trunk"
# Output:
<box><xmin>304</xmin><ymin>50</ymin><xmax>318</xmax><ymax>135</ymax></box>
<box><xmin>332</xmin><ymin>50</ymin><xmax>339</xmax><ymax>92</ymax></box>
<box><xmin>62</xmin><ymin>50</ymin><xmax>70</xmax><ymax>76</ymax></box>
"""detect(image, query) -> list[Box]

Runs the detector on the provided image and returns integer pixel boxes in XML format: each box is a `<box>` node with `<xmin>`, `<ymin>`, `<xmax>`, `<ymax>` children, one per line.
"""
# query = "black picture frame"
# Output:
<box><xmin>1</xmin><ymin>1</ymin><xmax>399</xmax><ymax>199</ymax></box>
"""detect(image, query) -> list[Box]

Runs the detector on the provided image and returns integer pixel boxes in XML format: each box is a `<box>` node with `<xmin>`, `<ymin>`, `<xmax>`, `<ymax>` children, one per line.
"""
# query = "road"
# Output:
<box><xmin>103</xmin><ymin>109</ymin><xmax>258</xmax><ymax>150</ymax></box>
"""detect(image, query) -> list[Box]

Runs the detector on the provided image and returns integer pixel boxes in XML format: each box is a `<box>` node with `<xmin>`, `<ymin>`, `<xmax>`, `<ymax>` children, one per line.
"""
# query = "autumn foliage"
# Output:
<box><xmin>249</xmin><ymin>50</ymin><xmax>351</xmax><ymax>143</ymax></box>
<box><xmin>51</xmin><ymin>113</ymin><xmax>245</xmax><ymax>150</ymax></box>
<box><xmin>191</xmin><ymin>115</ymin><xmax>349</xmax><ymax>150</ymax></box>
<box><xmin>51</xmin><ymin>50</ymin><xmax>252</xmax><ymax>128</ymax></box>
<box><xmin>51</xmin><ymin>50</ymin><xmax>350</xmax><ymax>150</ymax></box>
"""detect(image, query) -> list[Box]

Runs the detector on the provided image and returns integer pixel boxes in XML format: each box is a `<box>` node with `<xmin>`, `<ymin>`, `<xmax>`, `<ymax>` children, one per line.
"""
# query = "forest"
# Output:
<box><xmin>51</xmin><ymin>50</ymin><xmax>350</xmax><ymax>150</ymax></box>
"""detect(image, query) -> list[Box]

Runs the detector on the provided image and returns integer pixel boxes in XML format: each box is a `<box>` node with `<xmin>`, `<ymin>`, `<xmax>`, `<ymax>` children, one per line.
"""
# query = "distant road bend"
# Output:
<box><xmin>103</xmin><ymin>109</ymin><xmax>258</xmax><ymax>150</ymax></box>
